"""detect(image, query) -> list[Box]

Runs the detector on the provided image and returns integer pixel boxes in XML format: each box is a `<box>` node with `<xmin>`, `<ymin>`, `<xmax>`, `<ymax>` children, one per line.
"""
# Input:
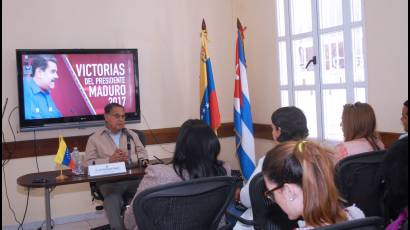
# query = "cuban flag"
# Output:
<box><xmin>200</xmin><ymin>19</ymin><xmax>221</xmax><ymax>133</ymax></box>
<box><xmin>234</xmin><ymin>19</ymin><xmax>256</xmax><ymax>180</ymax></box>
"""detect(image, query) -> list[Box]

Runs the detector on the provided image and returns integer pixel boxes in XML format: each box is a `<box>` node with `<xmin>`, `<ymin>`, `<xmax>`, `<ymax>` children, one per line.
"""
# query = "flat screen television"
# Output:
<box><xmin>16</xmin><ymin>49</ymin><xmax>141</xmax><ymax>131</ymax></box>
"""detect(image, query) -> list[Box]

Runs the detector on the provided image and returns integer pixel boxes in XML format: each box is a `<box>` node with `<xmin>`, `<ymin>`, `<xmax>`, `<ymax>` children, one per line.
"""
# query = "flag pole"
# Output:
<box><xmin>237</xmin><ymin>18</ymin><xmax>242</xmax><ymax>30</ymax></box>
<box><xmin>56</xmin><ymin>164</ymin><xmax>67</xmax><ymax>180</ymax></box>
<box><xmin>202</xmin><ymin>18</ymin><xmax>206</xmax><ymax>30</ymax></box>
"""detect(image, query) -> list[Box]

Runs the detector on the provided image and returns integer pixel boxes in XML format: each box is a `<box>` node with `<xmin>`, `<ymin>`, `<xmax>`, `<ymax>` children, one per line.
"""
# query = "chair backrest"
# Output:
<box><xmin>133</xmin><ymin>176</ymin><xmax>238</xmax><ymax>230</ymax></box>
<box><xmin>250</xmin><ymin>172</ymin><xmax>299</xmax><ymax>230</ymax></box>
<box><xmin>313</xmin><ymin>216</ymin><xmax>385</xmax><ymax>230</ymax></box>
<box><xmin>335</xmin><ymin>150</ymin><xmax>386</xmax><ymax>217</ymax></box>
<box><xmin>130</xmin><ymin>129</ymin><xmax>146</xmax><ymax>147</ymax></box>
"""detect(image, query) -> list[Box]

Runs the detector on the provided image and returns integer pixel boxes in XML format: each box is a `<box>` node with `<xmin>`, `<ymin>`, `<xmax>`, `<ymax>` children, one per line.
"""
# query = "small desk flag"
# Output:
<box><xmin>54</xmin><ymin>136</ymin><xmax>74</xmax><ymax>169</ymax></box>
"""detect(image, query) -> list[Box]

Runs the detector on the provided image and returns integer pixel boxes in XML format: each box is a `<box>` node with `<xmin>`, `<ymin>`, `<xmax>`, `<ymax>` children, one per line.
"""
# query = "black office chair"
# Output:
<box><xmin>251</xmin><ymin>173</ymin><xmax>299</xmax><ymax>230</ymax></box>
<box><xmin>132</xmin><ymin>176</ymin><xmax>238</xmax><ymax>230</ymax></box>
<box><xmin>335</xmin><ymin>150</ymin><xmax>386</xmax><ymax>218</ymax></box>
<box><xmin>313</xmin><ymin>216</ymin><xmax>385</xmax><ymax>230</ymax></box>
<box><xmin>90</xmin><ymin>129</ymin><xmax>146</xmax><ymax>230</ymax></box>
<box><xmin>226</xmin><ymin>172</ymin><xmax>298</xmax><ymax>230</ymax></box>
<box><xmin>130</xmin><ymin>129</ymin><xmax>146</xmax><ymax>149</ymax></box>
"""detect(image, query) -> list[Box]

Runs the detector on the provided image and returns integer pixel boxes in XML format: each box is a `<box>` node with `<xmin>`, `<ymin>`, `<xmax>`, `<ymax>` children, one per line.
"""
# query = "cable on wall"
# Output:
<box><xmin>141</xmin><ymin>113</ymin><xmax>174</xmax><ymax>154</ymax></box>
<box><xmin>17</xmin><ymin>188</ymin><xmax>30</xmax><ymax>230</ymax></box>
<box><xmin>2</xmin><ymin>103</ymin><xmax>31</xmax><ymax>229</ymax></box>
<box><xmin>3</xmin><ymin>165</ymin><xmax>23</xmax><ymax>227</ymax></box>
<box><xmin>3</xmin><ymin>106</ymin><xmax>19</xmax><ymax>166</ymax></box>
<box><xmin>33</xmin><ymin>130</ymin><xmax>40</xmax><ymax>173</ymax></box>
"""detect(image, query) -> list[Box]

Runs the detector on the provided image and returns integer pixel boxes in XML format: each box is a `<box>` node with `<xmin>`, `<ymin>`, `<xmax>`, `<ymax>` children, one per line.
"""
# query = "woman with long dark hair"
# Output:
<box><xmin>124</xmin><ymin>119</ymin><xmax>228</xmax><ymax>230</ymax></box>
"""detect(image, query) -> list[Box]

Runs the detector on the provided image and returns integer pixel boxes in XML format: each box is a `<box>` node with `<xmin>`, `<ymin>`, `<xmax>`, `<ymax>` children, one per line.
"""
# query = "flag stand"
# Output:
<box><xmin>56</xmin><ymin>164</ymin><xmax>68</xmax><ymax>180</ymax></box>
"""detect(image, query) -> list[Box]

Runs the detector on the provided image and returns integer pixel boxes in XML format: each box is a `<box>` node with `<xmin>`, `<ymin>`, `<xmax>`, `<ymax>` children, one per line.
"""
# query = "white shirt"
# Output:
<box><xmin>234</xmin><ymin>156</ymin><xmax>266</xmax><ymax>230</ymax></box>
<box><xmin>109</xmin><ymin>131</ymin><xmax>121</xmax><ymax>147</ymax></box>
<box><xmin>296</xmin><ymin>205</ymin><xmax>365</xmax><ymax>229</ymax></box>
<box><xmin>399</xmin><ymin>133</ymin><xmax>408</xmax><ymax>140</ymax></box>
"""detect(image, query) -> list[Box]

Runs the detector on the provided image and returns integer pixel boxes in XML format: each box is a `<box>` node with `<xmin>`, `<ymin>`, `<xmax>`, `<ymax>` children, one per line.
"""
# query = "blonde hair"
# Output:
<box><xmin>262</xmin><ymin>141</ymin><xmax>347</xmax><ymax>227</ymax></box>
<box><xmin>342</xmin><ymin>102</ymin><xmax>381</xmax><ymax>150</ymax></box>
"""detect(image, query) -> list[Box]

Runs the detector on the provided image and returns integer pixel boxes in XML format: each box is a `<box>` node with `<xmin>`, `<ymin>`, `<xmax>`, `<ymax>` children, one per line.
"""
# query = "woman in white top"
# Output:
<box><xmin>234</xmin><ymin>106</ymin><xmax>309</xmax><ymax>230</ymax></box>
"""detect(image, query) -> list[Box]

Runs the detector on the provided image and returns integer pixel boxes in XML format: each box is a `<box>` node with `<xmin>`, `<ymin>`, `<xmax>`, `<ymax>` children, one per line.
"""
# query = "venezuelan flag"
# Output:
<box><xmin>200</xmin><ymin>19</ymin><xmax>221</xmax><ymax>133</ymax></box>
<box><xmin>54</xmin><ymin>136</ymin><xmax>74</xmax><ymax>169</ymax></box>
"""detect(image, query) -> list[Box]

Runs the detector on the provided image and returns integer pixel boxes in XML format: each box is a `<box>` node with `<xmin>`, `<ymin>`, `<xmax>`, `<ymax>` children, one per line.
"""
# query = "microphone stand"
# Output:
<box><xmin>125</xmin><ymin>129</ymin><xmax>142</xmax><ymax>169</ymax></box>
<box><xmin>126</xmin><ymin>133</ymin><xmax>134</xmax><ymax>169</ymax></box>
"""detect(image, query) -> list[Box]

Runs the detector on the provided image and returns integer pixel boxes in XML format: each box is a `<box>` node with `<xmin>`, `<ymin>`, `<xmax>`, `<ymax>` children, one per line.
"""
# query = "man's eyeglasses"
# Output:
<box><xmin>264</xmin><ymin>184</ymin><xmax>283</xmax><ymax>202</ymax></box>
<box><xmin>110</xmin><ymin>113</ymin><xmax>126</xmax><ymax>120</ymax></box>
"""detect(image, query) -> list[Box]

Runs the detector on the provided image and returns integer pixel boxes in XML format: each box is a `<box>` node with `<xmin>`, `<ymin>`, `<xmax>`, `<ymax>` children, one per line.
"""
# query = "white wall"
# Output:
<box><xmin>2</xmin><ymin>0</ymin><xmax>239</xmax><ymax>141</ymax></box>
<box><xmin>365</xmin><ymin>0</ymin><xmax>408</xmax><ymax>132</ymax></box>
<box><xmin>2</xmin><ymin>0</ymin><xmax>408</xmax><ymax>227</ymax></box>
<box><xmin>234</xmin><ymin>0</ymin><xmax>281</xmax><ymax>125</ymax></box>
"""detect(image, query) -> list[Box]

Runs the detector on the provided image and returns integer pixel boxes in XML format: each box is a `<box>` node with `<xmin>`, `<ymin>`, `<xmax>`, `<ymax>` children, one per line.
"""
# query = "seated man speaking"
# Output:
<box><xmin>85</xmin><ymin>102</ymin><xmax>148</xmax><ymax>230</ymax></box>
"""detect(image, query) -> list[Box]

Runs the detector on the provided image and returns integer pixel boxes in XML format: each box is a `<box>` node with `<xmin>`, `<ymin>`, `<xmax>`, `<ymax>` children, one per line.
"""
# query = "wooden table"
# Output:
<box><xmin>17</xmin><ymin>167</ymin><xmax>146</xmax><ymax>230</ymax></box>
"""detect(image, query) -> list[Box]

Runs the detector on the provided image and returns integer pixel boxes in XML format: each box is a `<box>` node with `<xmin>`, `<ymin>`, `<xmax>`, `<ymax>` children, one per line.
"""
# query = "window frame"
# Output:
<box><xmin>275</xmin><ymin>0</ymin><xmax>368</xmax><ymax>142</ymax></box>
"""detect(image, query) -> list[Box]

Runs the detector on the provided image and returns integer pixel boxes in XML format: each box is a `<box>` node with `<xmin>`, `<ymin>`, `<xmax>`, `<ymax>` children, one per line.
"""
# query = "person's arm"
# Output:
<box><xmin>239</xmin><ymin>156</ymin><xmax>265</xmax><ymax>208</ymax></box>
<box><xmin>124</xmin><ymin>165</ymin><xmax>178</xmax><ymax>230</ymax></box>
<box><xmin>24</xmin><ymin>99</ymin><xmax>32</xmax><ymax>119</ymax></box>
<box><xmin>223</xmin><ymin>162</ymin><xmax>232</xmax><ymax>176</ymax></box>
<box><xmin>377</xmin><ymin>138</ymin><xmax>385</xmax><ymax>150</ymax></box>
<box><xmin>48</xmin><ymin>98</ymin><xmax>61</xmax><ymax>118</ymax></box>
<box><xmin>335</xmin><ymin>143</ymin><xmax>348</xmax><ymax>162</ymax></box>
<box><xmin>123</xmin><ymin>206</ymin><xmax>137</xmax><ymax>230</ymax></box>
<box><xmin>23</xmin><ymin>80</ymin><xmax>33</xmax><ymax>119</ymax></box>
<box><xmin>54</xmin><ymin>107</ymin><xmax>62</xmax><ymax>118</ymax></box>
<box><xmin>124</xmin><ymin>165</ymin><xmax>157</xmax><ymax>229</ymax></box>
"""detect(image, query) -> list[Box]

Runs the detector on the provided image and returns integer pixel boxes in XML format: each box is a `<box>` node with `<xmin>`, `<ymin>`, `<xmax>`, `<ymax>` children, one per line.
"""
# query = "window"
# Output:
<box><xmin>276</xmin><ymin>0</ymin><xmax>367</xmax><ymax>142</ymax></box>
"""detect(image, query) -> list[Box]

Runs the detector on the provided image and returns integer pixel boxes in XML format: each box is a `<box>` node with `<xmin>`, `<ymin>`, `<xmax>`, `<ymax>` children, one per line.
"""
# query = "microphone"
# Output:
<box><xmin>122</xmin><ymin>128</ymin><xmax>134</xmax><ymax>169</ymax></box>
<box><xmin>153</xmin><ymin>156</ymin><xmax>164</xmax><ymax>165</ymax></box>
<box><xmin>122</xmin><ymin>128</ymin><xmax>135</xmax><ymax>141</ymax></box>
<box><xmin>123</xmin><ymin>128</ymin><xmax>145</xmax><ymax>169</ymax></box>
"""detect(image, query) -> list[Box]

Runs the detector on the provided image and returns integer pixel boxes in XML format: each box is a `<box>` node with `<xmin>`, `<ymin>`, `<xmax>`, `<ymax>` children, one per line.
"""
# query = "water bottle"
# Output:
<box><xmin>72</xmin><ymin>147</ymin><xmax>84</xmax><ymax>175</ymax></box>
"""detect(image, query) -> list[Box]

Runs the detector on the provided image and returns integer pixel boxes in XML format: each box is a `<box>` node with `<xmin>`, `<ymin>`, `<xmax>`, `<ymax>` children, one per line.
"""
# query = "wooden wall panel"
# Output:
<box><xmin>2</xmin><ymin>123</ymin><xmax>401</xmax><ymax>160</ymax></box>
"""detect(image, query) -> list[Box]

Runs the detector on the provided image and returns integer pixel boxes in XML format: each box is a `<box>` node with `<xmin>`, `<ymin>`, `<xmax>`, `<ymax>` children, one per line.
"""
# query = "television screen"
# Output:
<box><xmin>16</xmin><ymin>49</ymin><xmax>140</xmax><ymax>131</ymax></box>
